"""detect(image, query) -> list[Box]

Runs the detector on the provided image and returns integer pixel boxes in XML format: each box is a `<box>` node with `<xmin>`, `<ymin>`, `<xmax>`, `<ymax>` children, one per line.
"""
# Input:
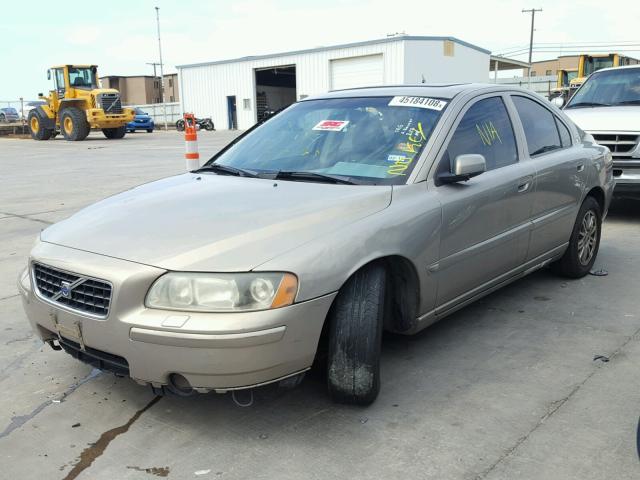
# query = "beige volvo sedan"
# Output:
<box><xmin>19</xmin><ymin>84</ymin><xmax>614</xmax><ymax>404</ymax></box>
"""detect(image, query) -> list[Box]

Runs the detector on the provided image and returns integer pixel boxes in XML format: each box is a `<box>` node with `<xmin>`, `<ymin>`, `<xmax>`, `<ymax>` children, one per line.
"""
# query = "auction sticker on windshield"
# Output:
<box><xmin>313</xmin><ymin>120</ymin><xmax>349</xmax><ymax>131</ymax></box>
<box><xmin>388</xmin><ymin>96</ymin><xmax>447</xmax><ymax>111</ymax></box>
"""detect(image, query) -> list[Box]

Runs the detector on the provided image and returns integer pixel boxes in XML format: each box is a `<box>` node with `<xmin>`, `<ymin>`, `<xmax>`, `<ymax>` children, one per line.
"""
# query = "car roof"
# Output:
<box><xmin>590</xmin><ymin>64</ymin><xmax>640</xmax><ymax>74</ymax></box>
<box><xmin>303</xmin><ymin>83</ymin><xmax>511</xmax><ymax>101</ymax></box>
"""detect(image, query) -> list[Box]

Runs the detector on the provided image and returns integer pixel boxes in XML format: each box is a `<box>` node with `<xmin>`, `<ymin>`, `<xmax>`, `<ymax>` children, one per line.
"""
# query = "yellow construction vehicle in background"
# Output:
<box><xmin>550</xmin><ymin>54</ymin><xmax>640</xmax><ymax>103</ymax></box>
<box><xmin>29</xmin><ymin>65</ymin><xmax>135</xmax><ymax>141</ymax></box>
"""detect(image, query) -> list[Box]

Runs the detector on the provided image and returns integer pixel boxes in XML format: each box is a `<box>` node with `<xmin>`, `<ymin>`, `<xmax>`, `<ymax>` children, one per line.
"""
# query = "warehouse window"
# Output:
<box><xmin>168</xmin><ymin>78</ymin><xmax>173</xmax><ymax>87</ymax></box>
<box><xmin>530</xmin><ymin>71</ymin><xmax>537</xmax><ymax>76</ymax></box>
<box><xmin>546</xmin><ymin>70</ymin><xmax>552</xmax><ymax>75</ymax></box>
<box><xmin>243</xmin><ymin>98</ymin><xmax>251</xmax><ymax>110</ymax></box>
<box><xmin>170</xmin><ymin>95</ymin><xmax>174</xmax><ymax>102</ymax></box>
<box><xmin>443</xmin><ymin>40</ymin><xmax>455</xmax><ymax>57</ymax></box>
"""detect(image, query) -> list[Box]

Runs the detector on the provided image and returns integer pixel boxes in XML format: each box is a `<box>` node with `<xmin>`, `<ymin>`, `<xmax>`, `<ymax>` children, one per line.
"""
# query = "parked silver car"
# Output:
<box><xmin>19</xmin><ymin>84</ymin><xmax>614</xmax><ymax>404</ymax></box>
<box><xmin>0</xmin><ymin>107</ymin><xmax>20</xmax><ymax>123</ymax></box>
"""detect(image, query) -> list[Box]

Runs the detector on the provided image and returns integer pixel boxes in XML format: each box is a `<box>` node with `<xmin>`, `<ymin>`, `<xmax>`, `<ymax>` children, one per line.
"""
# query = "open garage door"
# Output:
<box><xmin>255</xmin><ymin>65</ymin><xmax>296</xmax><ymax>122</ymax></box>
<box><xmin>330</xmin><ymin>54</ymin><xmax>384</xmax><ymax>90</ymax></box>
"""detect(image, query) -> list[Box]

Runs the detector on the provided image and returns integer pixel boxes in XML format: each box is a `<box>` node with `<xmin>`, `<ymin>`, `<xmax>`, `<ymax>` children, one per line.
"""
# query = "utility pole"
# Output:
<box><xmin>155</xmin><ymin>6</ymin><xmax>168</xmax><ymax>130</ymax></box>
<box><xmin>146</xmin><ymin>62</ymin><xmax>161</xmax><ymax>105</ymax></box>
<box><xmin>522</xmin><ymin>8</ymin><xmax>542</xmax><ymax>89</ymax></box>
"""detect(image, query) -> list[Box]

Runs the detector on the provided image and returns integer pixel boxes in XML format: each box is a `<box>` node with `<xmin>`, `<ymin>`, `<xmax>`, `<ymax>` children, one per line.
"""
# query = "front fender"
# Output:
<box><xmin>255</xmin><ymin>183</ymin><xmax>442</xmax><ymax>315</ymax></box>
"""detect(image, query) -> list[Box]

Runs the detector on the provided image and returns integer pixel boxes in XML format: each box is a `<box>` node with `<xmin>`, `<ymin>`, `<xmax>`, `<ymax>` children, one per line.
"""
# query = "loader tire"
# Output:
<box><xmin>102</xmin><ymin>126</ymin><xmax>126</xmax><ymax>139</ymax></box>
<box><xmin>60</xmin><ymin>108</ymin><xmax>90</xmax><ymax>141</ymax></box>
<box><xmin>28</xmin><ymin>111</ymin><xmax>52</xmax><ymax>140</ymax></box>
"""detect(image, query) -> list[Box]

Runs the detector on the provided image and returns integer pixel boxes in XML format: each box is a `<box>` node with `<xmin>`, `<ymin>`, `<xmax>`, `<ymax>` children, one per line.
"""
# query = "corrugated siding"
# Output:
<box><xmin>179</xmin><ymin>40</ymin><xmax>414</xmax><ymax>130</ymax></box>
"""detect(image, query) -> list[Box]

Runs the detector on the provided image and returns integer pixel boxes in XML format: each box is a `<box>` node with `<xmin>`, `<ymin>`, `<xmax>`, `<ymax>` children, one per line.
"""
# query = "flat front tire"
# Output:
<box><xmin>553</xmin><ymin>196</ymin><xmax>602</xmax><ymax>278</ymax></box>
<box><xmin>327</xmin><ymin>263</ymin><xmax>386</xmax><ymax>405</ymax></box>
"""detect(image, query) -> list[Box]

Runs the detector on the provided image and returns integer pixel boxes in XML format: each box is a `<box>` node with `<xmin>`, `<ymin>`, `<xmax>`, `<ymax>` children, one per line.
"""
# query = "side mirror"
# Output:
<box><xmin>551</xmin><ymin>96</ymin><xmax>565</xmax><ymax>108</ymax></box>
<box><xmin>38</xmin><ymin>93</ymin><xmax>44</xmax><ymax>98</ymax></box>
<box><xmin>47</xmin><ymin>69</ymin><xmax>51</xmax><ymax>80</ymax></box>
<box><xmin>437</xmin><ymin>154</ymin><xmax>486</xmax><ymax>185</ymax></box>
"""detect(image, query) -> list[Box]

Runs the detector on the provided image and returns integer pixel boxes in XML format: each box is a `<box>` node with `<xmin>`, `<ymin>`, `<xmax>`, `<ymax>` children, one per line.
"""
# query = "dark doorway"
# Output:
<box><xmin>254</xmin><ymin>65</ymin><xmax>296</xmax><ymax>122</ymax></box>
<box><xmin>227</xmin><ymin>96</ymin><xmax>237</xmax><ymax>130</ymax></box>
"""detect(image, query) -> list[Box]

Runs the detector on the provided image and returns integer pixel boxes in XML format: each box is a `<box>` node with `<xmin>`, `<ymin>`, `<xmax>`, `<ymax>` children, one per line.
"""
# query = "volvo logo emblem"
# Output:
<box><xmin>60</xmin><ymin>281</ymin><xmax>72</xmax><ymax>298</ymax></box>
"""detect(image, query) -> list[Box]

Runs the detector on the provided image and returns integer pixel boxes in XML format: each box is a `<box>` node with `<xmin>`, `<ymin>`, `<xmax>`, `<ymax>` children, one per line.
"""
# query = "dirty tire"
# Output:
<box><xmin>327</xmin><ymin>263</ymin><xmax>386</xmax><ymax>405</ymax></box>
<box><xmin>102</xmin><ymin>126</ymin><xmax>126</xmax><ymax>139</ymax></box>
<box><xmin>60</xmin><ymin>107</ymin><xmax>90</xmax><ymax>141</ymax></box>
<box><xmin>552</xmin><ymin>196</ymin><xmax>602</xmax><ymax>278</ymax></box>
<box><xmin>28</xmin><ymin>110</ymin><xmax>52</xmax><ymax>140</ymax></box>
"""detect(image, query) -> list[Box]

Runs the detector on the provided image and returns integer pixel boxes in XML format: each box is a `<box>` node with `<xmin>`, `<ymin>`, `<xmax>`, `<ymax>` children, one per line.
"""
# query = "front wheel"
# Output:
<box><xmin>327</xmin><ymin>263</ymin><xmax>386</xmax><ymax>405</ymax></box>
<box><xmin>175</xmin><ymin>119</ymin><xmax>185</xmax><ymax>131</ymax></box>
<box><xmin>552</xmin><ymin>196</ymin><xmax>602</xmax><ymax>278</ymax></box>
<box><xmin>102</xmin><ymin>126</ymin><xmax>126</xmax><ymax>139</ymax></box>
<box><xmin>60</xmin><ymin>107</ymin><xmax>90</xmax><ymax>141</ymax></box>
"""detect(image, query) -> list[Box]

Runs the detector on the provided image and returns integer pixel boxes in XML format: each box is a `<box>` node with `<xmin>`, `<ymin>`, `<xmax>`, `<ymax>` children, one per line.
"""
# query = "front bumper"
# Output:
<box><xmin>18</xmin><ymin>242</ymin><xmax>335</xmax><ymax>392</ymax></box>
<box><xmin>126</xmin><ymin>119</ymin><xmax>154</xmax><ymax>130</ymax></box>
<box><xmin>612</xmin><ymin>161</ymin><xmax>640</xmax><ymax>191</ymax></box>
<box><xmin>86</xmin><ymin>108</ymin><xmax>135</xmax><ymax>129</ymax></box>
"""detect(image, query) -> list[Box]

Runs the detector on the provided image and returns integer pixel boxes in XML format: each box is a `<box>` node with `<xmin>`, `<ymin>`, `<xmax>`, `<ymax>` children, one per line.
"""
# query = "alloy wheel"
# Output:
<box><xmin>577</xmin><ymin>210</ymin><xmax>598</xmax><ymax>265</ymax></box>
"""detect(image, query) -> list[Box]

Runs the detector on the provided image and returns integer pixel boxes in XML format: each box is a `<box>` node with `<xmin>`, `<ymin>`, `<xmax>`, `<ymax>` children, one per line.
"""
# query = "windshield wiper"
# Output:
<box><xmin>612</xmin><ymin>100</ymin><xmax>640</xmax><ymax>106</ymax></box>
<box><xmin>273</xmin><ymin>171</ymin><xmax>357</xmax><ymax>185</ymax></box>
<box><xmin>193</xmin><ymin>163</ymin><xmax>259</xmax><ymax>177</ymax></box>
<box><xmin>565</xmin><ymin>101</ymin><xmax>612</xmax><ymax>109</ymax></box>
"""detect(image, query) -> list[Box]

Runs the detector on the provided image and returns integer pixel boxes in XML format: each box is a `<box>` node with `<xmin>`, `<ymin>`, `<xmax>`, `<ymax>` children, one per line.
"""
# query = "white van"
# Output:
<box><xmin>562</xmin><ymin>65</ymin><xmax>640</xmax><ymax>195</ymax></box>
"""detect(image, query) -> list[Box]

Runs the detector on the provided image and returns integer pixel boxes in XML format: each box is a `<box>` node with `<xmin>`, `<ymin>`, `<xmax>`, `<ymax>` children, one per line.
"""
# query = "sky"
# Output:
<box><xmin>1</xmin><ymin>0</ymin><xmax>638</xmax><ymax>101</ymax></box>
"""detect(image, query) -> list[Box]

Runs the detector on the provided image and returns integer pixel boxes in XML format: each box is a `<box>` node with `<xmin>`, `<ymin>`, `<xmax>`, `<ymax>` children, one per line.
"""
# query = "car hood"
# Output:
<box><xmin>41</xmin><ymin>173</ymin><xmax>392</xmax><ymax>272</ymax></box>
<box><xmin>564</xmin><ymin>106</ymin><xmax>640</xmax><ymax>132</ymax></box>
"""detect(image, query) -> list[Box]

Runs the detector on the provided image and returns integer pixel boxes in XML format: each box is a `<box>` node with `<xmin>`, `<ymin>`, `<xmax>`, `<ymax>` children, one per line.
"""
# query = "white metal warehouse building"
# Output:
<box><xmin>177</xmin><ymin>36</ymin><xmax>491</xmax><ymax>130</ymax></box>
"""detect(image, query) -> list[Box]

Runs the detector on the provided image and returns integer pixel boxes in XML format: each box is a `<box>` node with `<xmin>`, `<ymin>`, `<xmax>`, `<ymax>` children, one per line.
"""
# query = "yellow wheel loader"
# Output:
<box><xmin>29</xmin><ymin>65</ymin><xmax>135</xmax><ymax>141</ymax></box>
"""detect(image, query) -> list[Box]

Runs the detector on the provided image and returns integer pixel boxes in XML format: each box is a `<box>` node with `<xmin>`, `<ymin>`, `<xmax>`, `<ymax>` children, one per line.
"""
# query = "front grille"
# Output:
<box><xmin>98</xmin><ymin>93</ymin><xmax>123</xmax><ymax>114</ymax></box>
<box><xmin>591</xmin><ymin>133</ymin><xmax>639</xmax><ymax>158</ymax></box>
<box><xmin>57</xmin><ymin>335</ymin><xmax>129</xmax><ymax>377</ymax></box>
<box><xmin>33</xmin><ymin>263</ymin><xmax>112</xmax><ymax>317</ymax></box>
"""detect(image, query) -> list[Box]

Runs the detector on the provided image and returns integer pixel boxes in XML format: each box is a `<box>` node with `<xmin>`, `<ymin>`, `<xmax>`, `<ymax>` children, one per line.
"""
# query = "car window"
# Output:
<box><xmin>555</xmin><ymin>118</ymin><xmax>572</xmax><ymax>147</ymax></box>
<box><xmin>214</xmin><ymin>96</ymin><xmax>448</xmax><ymax>185</ymax></box>
<box><xmin>438</xmin><ymin>96</ymin><xmax>518</xmax><ymax>176</ymax></box>
<box><xmin>512</xmin><ymin>96</ymin><xmax>562</xmax><ymax>156</ymax></box>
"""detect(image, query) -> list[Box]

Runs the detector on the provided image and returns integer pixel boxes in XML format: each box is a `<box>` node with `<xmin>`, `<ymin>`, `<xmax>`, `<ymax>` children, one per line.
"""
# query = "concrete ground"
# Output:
<box><xmin>0</xmin><ymin>131</ymin><xmax>639</xmax><ymax>480</ymax></box>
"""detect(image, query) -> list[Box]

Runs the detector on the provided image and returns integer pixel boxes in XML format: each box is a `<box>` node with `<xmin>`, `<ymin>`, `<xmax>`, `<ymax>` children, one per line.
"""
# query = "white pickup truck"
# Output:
<box><xmin>561</xmin><ymin>65</ymin><xmax>640</xmax><ymax>196</ymax></box>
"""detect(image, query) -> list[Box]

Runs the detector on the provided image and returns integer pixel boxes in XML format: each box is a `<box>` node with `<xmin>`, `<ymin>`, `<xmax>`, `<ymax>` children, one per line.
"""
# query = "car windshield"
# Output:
<box><xmin>3</xmin><ymin>108</ymin><xmax>17</xmax><ymax>114</ymax></box>
<box><xmin>68</xmin><ymin>67</ymin><xmax>97</xmax><ymax>89</ymax></box>
<box><xmin>135</xmin><ymin>108</ymin><xmax>147</xmax><ymax>115</ymax></box>
<box><xmin>566</xmin><ymin>68</ymin><xmax>640</xmax><ymax>108</ymax></box>
<box><xmin>211</xmin><ymin>96</ymin><xmax>447</xmax><ymax>185</ymax></box>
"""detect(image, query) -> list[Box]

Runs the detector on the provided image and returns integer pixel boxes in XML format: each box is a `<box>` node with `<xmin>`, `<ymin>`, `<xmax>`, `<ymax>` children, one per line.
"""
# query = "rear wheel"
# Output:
<box><xmin>102</xmin><ymin>126</ymin><xmax>126</xmax><ymax>139</ymax></box>
<box><xmin>0</xmin><ymin>113</ymin><xmax>5</xmax><ymax>123</ymax></box>
<box><xmin>327</xmin><ymin>263</ymin><xmax>386</xmax><ymax>405</ymax></box>
<box><xmin>175</xmin><ymin>119</ymin><xmax>185</xmax><ymax>131</ymax></box>
<box><xmin>60</xmin><ymin>108</ymin><xmax>90</xmax><ymax>141</ymax></box>
<box><xmin>28</xmin><ymin>111</ymin><xmax>52</xmax><ymax>140</ymax></box>
<box><xmin>552</xmin><ymin>196</ymin><xmax>602</xmax><ymax>278</ymax></box>
<box><xmin>147</xmin><ymin>129</ymin><xmax>153</xmax><ymax>133</ymax></box>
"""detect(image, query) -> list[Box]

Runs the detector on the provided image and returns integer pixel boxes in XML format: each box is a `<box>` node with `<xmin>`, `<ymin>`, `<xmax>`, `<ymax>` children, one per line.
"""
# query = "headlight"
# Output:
<box><xmin>146</xmin><ymin>272</ymin><xmax>298</xmax><ymax>312</ymax></box>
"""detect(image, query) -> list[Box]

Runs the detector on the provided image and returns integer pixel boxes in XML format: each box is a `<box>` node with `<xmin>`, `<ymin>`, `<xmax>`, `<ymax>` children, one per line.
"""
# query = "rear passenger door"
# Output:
<box><xmin>433</xmin><ymin>95</ymin><xmax>537</xmax><ymax>309</ymax></box>
<box><xmin>510</xmin><ymin>95</ymin><xmax>588</xmax><ymax>260</ymax></box>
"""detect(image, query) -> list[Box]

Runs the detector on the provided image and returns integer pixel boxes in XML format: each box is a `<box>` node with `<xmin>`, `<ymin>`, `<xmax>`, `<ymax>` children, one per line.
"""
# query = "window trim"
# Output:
<box><xmin>429</xmin><ymin>93</ymin><xmax>521</xmax><ymax>185</ymax></box>
<box><xmin>508</xmin><ymin>94</ymin><xmax>573</xmax><ymax>159</ymax></box>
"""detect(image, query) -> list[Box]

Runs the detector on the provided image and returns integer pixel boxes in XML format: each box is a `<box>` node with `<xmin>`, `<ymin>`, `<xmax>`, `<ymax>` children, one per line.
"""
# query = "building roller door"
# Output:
<box><xmin>330</xmin><ymin>54</ymin><xmax>384</xmax><ymax>90</ymax></box>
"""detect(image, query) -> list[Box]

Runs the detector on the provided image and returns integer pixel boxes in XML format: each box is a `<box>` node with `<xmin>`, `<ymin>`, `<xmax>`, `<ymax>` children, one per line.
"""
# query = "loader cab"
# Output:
<box><xmin>48</xmin><ymin>65</ymin><xmax>99</xmax><ymax>99</ymax></box>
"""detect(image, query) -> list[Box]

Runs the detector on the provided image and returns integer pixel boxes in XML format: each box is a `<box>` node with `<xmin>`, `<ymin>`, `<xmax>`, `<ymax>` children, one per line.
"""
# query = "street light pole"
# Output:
<box><xmin>522</xmin><ymin>8</ymin><xmax>542</xmax><ymax>90</ymax></box>
<box><xmin>155</xmin><ymin>6</ymin><xmax>168</xmax><ymax>131</ymax></box>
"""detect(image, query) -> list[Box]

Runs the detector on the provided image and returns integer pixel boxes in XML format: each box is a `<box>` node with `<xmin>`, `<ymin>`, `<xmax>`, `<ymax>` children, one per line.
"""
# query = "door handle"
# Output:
<box><xmin>517</xmin><ymin>176</ymin><xmax>533</xmax><ymax>193</ymax></box>
<box><xmin>577</xmin><ymin>164</ymin><xmax>585</xmax><ymax>172</ymax></box>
